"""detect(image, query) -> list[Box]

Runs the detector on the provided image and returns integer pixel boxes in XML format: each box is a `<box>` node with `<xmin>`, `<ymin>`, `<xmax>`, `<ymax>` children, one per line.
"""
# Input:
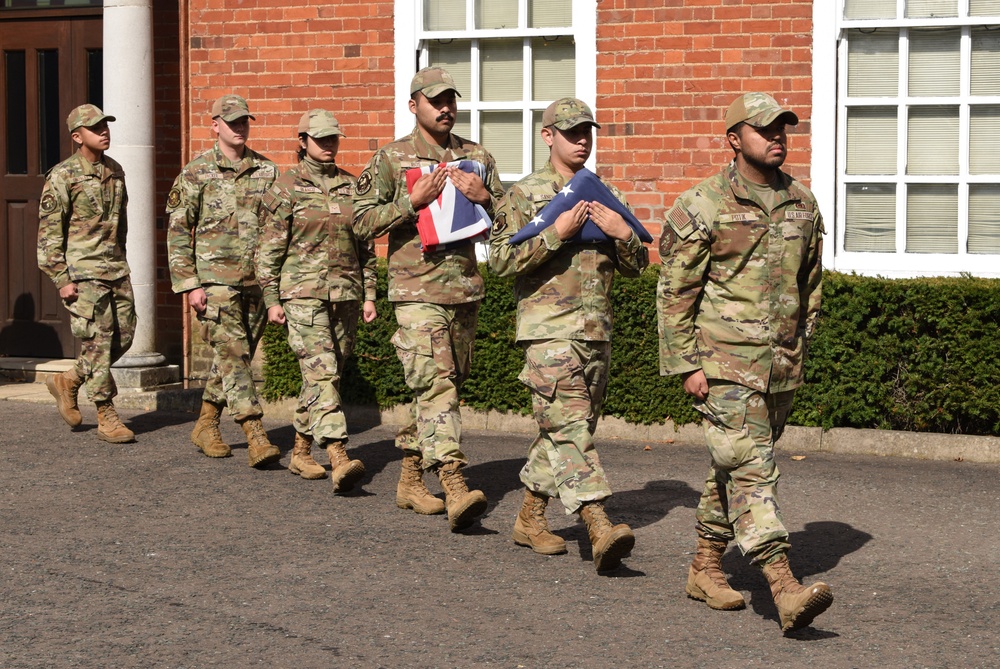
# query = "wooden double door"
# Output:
<box><xmin>0</xmin><ymin>12</ymin><xmax>102</xmax><ymax>358</ymax></box>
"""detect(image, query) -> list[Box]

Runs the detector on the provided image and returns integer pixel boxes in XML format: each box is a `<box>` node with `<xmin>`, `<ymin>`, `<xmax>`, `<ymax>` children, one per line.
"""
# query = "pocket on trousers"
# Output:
<box><xmin>67</xmin><ymin>293</ymin><xmax>97</xmax><ymax>339</ymax></box>
<box><xmin>518</xmin><ymin>358</ymin><xmax>556</xmax><ymax>400</ymax></box>
<box><xmin>390</xmin><ymin>327</ymin><xmax>435</xmax><ymax>390</ymax></box>
<box><xmin>697</xmin><ymin>393</ymin><xmax>753</xmax><ymax>469</ymax></box>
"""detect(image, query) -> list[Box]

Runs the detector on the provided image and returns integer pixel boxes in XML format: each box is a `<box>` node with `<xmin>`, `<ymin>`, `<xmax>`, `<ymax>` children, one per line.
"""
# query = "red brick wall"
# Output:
<box><xmin>595</xmin><ymin>0</ymin><xmax>814</xmax><ymax>260</ymax></box>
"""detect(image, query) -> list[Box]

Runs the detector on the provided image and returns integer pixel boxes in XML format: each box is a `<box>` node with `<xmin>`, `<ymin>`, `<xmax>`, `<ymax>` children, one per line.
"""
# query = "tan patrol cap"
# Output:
<box><xmin>211</xmin><ymin>94</ymin><xmax>255</xmax><ymax>122</ymax></box>
<box><xmin>541</xmin><ymin>97</ymin><xmax>601</xmax><ymax>130</ymax></box>
<box><xmin>724</xmin><ymin>92</ymin><xmax>798</xmax><ymax>132</ymax></box>
<box><xmin>66</xmin><ymin>104</ymin><xmax>115</xmax><ymax>132</ymax></box>
<box><xmin>410</xmin><ymin>67</ymin><xmax>462</xmax><ymax>98</ymax></box>
<box><xmin>298</xmin><ymin>109</ymin><xmax>346</xmax><ymax>138</ymax></box>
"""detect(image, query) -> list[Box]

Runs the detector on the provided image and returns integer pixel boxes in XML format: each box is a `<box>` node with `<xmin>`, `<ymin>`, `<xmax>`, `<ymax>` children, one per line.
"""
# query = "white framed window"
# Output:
<box><xmin>394</xmin><ymin>0</ymin><xmax>597</xmax><ymax>184</ymax></box>
<box><xmin>830</xmin><ymin>0</ymin><xmax>1000</xmax><ymax>277</ymax></box>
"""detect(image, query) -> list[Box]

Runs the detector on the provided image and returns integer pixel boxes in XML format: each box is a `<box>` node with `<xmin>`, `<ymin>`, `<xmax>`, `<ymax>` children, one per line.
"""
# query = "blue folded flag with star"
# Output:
<box><xmin>507</xmin><ymin>168</ymin><xmax>653</xmax><ymax>245</ymax></box>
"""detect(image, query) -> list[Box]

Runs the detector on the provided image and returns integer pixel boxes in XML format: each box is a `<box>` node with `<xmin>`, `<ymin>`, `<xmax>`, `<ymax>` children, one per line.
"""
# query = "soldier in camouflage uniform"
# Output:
<box><xmin>488</xmin><ymin>98</ymin><xmax>649</xmax><ymax>572</ymax></box>
<box><xmin>657</xmin><ymin>93</ymin><xmax>832</xmax><ymax>631</ymax></box>
<box><xmin>353</xmin><ymin>67</ymin><xmax>504</xmax><ymax>531</ymax></box>
<box><xmin>166</xmin><ymin>94</ymin><xmax>281</xmax><ymax>469</ymax></box>
<box><xmin>258</xmin><ymin>109</ymin><xmax>377</xmax><ymax>493</ymax></box>
<box><xmin>38</xmin><ymin>104</ymin><xmax>136</xmax><ymax>444</ymax></box>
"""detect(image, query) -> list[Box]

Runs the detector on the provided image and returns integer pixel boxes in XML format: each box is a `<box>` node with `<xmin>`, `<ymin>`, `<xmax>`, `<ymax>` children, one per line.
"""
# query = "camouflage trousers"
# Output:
<box><xmin>196</xmin><ymin>284</ymin><xmax>266</xmax><ymax>421</ymax></box>
<box><xmin>66</xmin><ymin>277</ymin><xmax>136</xmax><ymax>402</ymax></box>
<box><xmin>694</xmin><ymin>380</ymin><xmax>796</xmax><ymax>564</ymax></box>
<box><xmin>284</xmin><ymin>298</ymin><xmax>358</xmax><ymax>444</ymax></box>
<box><xmin>518</xmin><ymin>339</ymin><xmax>613</xmax><ymax>514</ymax></box>
<box><xmin>391</xmin><ymin>301</ymin><xmax>478</xmax><ymax>469</ymax></box>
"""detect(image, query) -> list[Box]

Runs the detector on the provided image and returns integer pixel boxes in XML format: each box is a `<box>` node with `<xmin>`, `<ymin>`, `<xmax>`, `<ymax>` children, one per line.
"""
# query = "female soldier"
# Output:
<box><xmin>258</xmin><ymin>109</ymin><xmax>377</xmax><ymax>492</ymax></box>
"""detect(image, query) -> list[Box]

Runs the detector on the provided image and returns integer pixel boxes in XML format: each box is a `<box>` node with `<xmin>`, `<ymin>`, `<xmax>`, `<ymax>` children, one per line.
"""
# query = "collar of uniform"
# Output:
<box><xmin>726</xmin><ymin>160</ymin><xmax>795</xmax><ymax>208</ymax></box>
<box><xmin>70</xmin><ymin>151</ymin><xmax>108</xmax><ymax>179</ymax></box>
<box><xmin>409</xmin><ymin>125</ymin><xmax>462</xmax><ymax>162</ymax></box>
<box><xmin>212</xmin><ymin>142</ymin><xmax>256</xmax><ymax>173</ymax></box>
<box><xmin>301</xmin><ymin>155</ymin><xmax>339</xmax><ymax>181</ymax></box>
<box><xmin>541</xmin><ymin>160</ymin><xmax>568</xmax><ymax>192</ymax></box>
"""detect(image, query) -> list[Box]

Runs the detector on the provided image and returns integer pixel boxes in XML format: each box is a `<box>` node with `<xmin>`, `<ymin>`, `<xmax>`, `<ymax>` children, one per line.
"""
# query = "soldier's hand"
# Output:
<box><xmin>409</xmin><ymin>169</ymin><xmax>448</xmax><ymax>209</ymax></box>
<box><xmin>446</xmin><ymin>166</ymin><xmax>490</xmax><ymax>205</ymax></box>
<box><xmin>267</xmin><ymin>305</ymin><xmax>286</xmax><ymax>325</ymax></box>
<box><xmin>59</xmin><ymin>283</ymin><xmax>79</xmax><ymax>303</ymax></box>
<box><xmin>362</xmin><ymin>300</ymin><xmax>377</xmax><ymax>323</ymax></box>
<box><xmin>682</xmin><ymin>369</ymin><xmax>709</xmax><ymax>400</ymax></box>
<box><xmin>590</xmin><ymin>202</ymin><xmax>633</xmax><ymax>241</ymax></box>
<box><xmin>187</xmin><ymin>287</ymin><xmax>207</xmax><ymax>314</ymax></box>
<box><xmin>554</xmin><ymin>201</ymin><xmax>589</xmax><ymax>241</ymax></box>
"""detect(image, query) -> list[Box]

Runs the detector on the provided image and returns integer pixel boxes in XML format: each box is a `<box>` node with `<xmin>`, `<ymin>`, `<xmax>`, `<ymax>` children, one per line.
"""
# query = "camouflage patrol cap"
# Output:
<box><xmin>724</xmin><ymin>92</ymin><xmax>798</xmax><ymax>132</ymax></box>
<box><xmin>66</xmin><ymin>104</ymin><xmax>115</xmax><ymax>132</ymax></box>
<box><xmin>297</xmin><ymin>109</ymin><xmax>346</xmax><ymax>138</ymax></box>
<box><xmin>541</xmin><ymin>97</ymin><xmax>601</xmax><ymax>130</ymax></box>
<box><xmin>410</xmin><ymin>67</ymin><xmax>462</xmax><ymax>98</ymax></box>
<box><xmin>211</xmin><ymin>94</ymin><xmax>255</xmax><ymax>122</ymax></box>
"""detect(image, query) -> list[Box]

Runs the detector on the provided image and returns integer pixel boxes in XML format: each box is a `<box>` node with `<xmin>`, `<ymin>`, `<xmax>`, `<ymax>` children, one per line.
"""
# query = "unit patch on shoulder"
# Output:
<box><xmin>492</xmin><ymin>212</ymin><xmax>507</xmax><ymax>234</ymax></box>
<box><xmin>39</xmin><ymin>192</ymin><xmax>58</xmax><ymax>215</ymax></box>
<box><xmin>356</xmin><ymin>170</ymin><xmax>373</xmax><ymax>195</ymax></box>
<box><xmin>166</xmin><ymin>188</ymin><xmax>182</xmax><ymax>209</ymax></box>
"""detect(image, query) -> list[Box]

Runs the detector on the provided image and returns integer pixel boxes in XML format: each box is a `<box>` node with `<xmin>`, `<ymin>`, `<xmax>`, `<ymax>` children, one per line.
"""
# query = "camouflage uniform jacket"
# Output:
<box><xmin>37</xmin><ymin>152</ymin><xmax>129</xmax><ymax>289</ymax></box>
<box><xmin>657</xmin><ymin>161</ymin><xmax>824</xmax><ymax>393</ymax></box>
<box><xmin>166</xmin><ymin>143</ymin><xmax>278</xmax><ymax>293</ymax></box>
<box><xmin>257</xmin><ymin>159</ymin><xmax>376</xmax><ymax>309</ymax></box>
<box><xmin>352</xmin><ymin>127</ymin><xmax>505</xmax><ymax>304</ymax></box>
<box><xmin>488</xmin><ymin>161</ymin><xmax>649</xmax><ymax>342</ymax></box>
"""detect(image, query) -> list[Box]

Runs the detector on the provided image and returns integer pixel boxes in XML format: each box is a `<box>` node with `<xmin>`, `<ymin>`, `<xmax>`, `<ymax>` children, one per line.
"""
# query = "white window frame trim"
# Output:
<box><xmin>814</xmin><ymin>0</ymin><xmax>1000</xmax><ymax>278</ymax></box>
<box><xmin>394</xmin><ymin>0</ymin><xmax>598</xmax><ymax>182</ymax></box>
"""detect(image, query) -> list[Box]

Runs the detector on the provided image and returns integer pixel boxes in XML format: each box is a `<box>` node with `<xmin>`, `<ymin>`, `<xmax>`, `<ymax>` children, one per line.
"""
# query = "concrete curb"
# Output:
<box><xmin>2</xmin><ymin>379</ymin><xmax>997</xmax><ymax>464</ymax></box>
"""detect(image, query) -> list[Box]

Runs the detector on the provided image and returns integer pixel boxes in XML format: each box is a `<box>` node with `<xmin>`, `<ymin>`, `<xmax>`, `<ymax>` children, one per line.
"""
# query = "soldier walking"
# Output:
<box><xmin>657</xmin><ymin>93</ymin><xmax>832</xmax><ymax>631</ymax></box>
<box><xmin>353</xmin><ymin>67</ymin><xmax>505</xmax><ymax>531</ymax></box>
<box><xmin>38</xmin><ymin>104</ymin><xmax>136</xmax><ymax>444</ymax></box>
<box><xmin>488</xmin><ymin>98</ymin><xmax>649</xmax><ymax>572</ymax></box>
<box><xmin>166</xmin><ymin>94</ymin><xmax>280</xmax><ymax>469</ymax></box>
<box><xmin>258</xmin><ymin>109</ymin><xmax>377</xmax><ymax>492</ymax></box>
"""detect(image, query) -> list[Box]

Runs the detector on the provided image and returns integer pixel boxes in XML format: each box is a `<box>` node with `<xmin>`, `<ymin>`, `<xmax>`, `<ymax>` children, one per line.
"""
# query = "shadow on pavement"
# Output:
<box><xmin>609</xmin><ymin>479</ymin><xmax>701</xmax><ymax>530</ymax></box>
<box><xmin>121</xmin><ymin>409</ymin><xmax>201</xmax><ymax>434</ymax></box>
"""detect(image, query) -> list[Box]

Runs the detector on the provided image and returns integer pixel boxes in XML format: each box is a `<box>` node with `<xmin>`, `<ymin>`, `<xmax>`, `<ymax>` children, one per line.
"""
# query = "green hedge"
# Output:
<box><xmin>263</xmin><ymin>265</ymin><xmax>1000</xmax><ymax>436</ymax></box>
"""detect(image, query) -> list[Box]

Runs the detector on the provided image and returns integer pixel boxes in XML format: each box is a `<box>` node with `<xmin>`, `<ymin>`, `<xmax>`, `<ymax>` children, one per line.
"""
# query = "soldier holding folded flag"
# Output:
<box><xmin>353</xmin><ymin>67</ymin><xmax>504</xmax><ymax>532</ymax></box>
<box><xmin>488</xmin><ymin>97</ymin><xmax>650</xmax><ymax>573</ymax></box>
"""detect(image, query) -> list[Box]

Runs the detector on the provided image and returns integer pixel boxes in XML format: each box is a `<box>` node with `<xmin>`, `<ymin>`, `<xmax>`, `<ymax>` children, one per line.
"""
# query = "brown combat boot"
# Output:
<box><xmin>686</xmin><ymin>537</ymin><xmax>746</xmax><ymax>610</ymax></box>
<box><xmin>239</xmin><ymin>417</ymin><xmax>280</xmax><ymax>469</ymax></box>
<box><xmin>95</xmin><ymin>401</ymin><xmax>135</xmax><ymax>443</ymax></box>
<box><xmin>395</xmin><ymin>454</ymin><xmax>445</xmax><ymax>515</ymax></box>
<box><xmin>288</xmin><ymin>433</ymin><xmax>326</xmax><ymax>479</ymax></box>
<box><xmin>326</xmin><ymin>440</ymin><xmax>365</xmax><ymax>493</ymax></box>
<box><xmin>437</xmin><ymin>461</ymin><xmax>487</xmax><ymax>531</ymax></box>
<box><xmin>761</xmin><ymin>555</ymin><xmax>834</xmax><ymax>632</ymax></box>
<box><xmin>191</xmin><ymin>400</ymin><xmax>231</xmax><ymax>458</ymax></box>
<box><xmin>579</xmin><ymin>501</ymin><xmax>635</xmax><ymax>572</ymax></box>
<box><xmin>512</xmin><ymin>488</ymin><xmax>567</xmax><ymax>555</ymax></box>
<box><xmin>46</xmin><ymin>368</ymin><xmax>83</xmax><ymax>428</ymax></box>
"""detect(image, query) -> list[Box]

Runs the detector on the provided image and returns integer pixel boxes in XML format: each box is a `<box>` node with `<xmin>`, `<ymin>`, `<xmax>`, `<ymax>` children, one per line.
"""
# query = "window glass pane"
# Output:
<box><xmin>480</xmin><ymin>39</ymin><xmax>522</xmax><ymax>102</ymax></box>
<box><xmin>532</xmin><ymin>110</ymin><xmax>547</xmax><ymax>171</ymax></box>
<box><xmin>5</xmin><ymin>50</ymin><xmax>27</xmax><ymax>175</ymax></box>
<box><xmin>969</xmin><ymin>105</ymin><xmax>1000</xmax><ymax>174</ymax></box>
<box><xmin>907</xmin><ymin>106</ymin><xmax>959</xmax><ymax>175</ymax></box>
<box><xmin>427</xmin><ymin>40</ymin><xmax>472</xmax><ymax>99</ymax></box>
<box><xmin>38</xmin><ymin>50</ymin><xmax>61</xmax><ymax>173</ymax></box>
<box><xmin>847</xmin><ymin>107</ymin><xmax>898</xmax><ymax>174</ymax></box>
<box><xmin>844</xmin><ymin>0</ymin><xmax>897</xmax><ymax>19</ymax></box>
<box><xmin>906</xmin><ymin>184</ymin><xmax>957</xmax><ymax>252</ymax></box>
<box><xmin>968</xmin><ymin>184</ymin><xmax>1000</xmax><ymax>253</ymax></box>
<box><xmin>86</xmin><ymin>49</ymin><xmax>102</xmax><ymax>109</ymax></box>
<box><xmin>847</xmin><ymin>29</ymin><xmax>899</xmax><ymax>97</ymax></box>
<box><xmin>908</xmin><ymin>28</ymin><xmax>960</xmax><ymax>97</ymax></box>
<box><xmin>453</xmin><ymin>111</ymin><xmax>471</xmax><ymax>140</ymax></box>
<box><xmin>905</xmin><ymin>0</ymin><xmax>958</xmax><ymax>18</ymax></box>
<box><xmin>970</xmin><ymin>1</ymin><xmax>1000</xmax><ymax>16</ymax></box>
<box><xmin>481</xmin><ymin>111</ymin><xmax>522</xmax><ymax>173</ymax></box>
<box><xmin>476</xmin><ymin>0</ymin><xmax>517</xmax><ymax>29</ymax></box>
<box><xmin>845</xmin><ymin>184</ymin><xmax>897</xmax><ymax>252</ymax></box>
<box><xmin>530</xmin><ymin>0</ymin><xmax>572</xmax><ymax>27</ymax></box>
<box><xmin>531</xmin><ymin>37</ymin><xmax>574</xmax><ymax>101</ymax></box>
<box><xmin>425</xmin><ymin>0</ymin><xmax>465</xmax><ymax>31</ymax></box>
<box><xmin>970</xmin><ymin>28</ymin><xmax>1000</xmax><ymax>96</ymax></box>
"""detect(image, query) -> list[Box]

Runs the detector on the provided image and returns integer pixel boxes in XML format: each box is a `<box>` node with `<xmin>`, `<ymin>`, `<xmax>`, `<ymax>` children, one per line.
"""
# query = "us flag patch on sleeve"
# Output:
<box><xmin>666</xmin><ymin>205</ymin><xmax>695</xmax><ymax>239</ymax></box>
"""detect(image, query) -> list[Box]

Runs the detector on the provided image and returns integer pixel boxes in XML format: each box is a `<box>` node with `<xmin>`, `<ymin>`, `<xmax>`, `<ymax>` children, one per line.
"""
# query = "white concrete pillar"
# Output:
<box><xmin>103</xmin><ymin>0</ymin><xmax>165</xmax><ymax>369</ymax></box>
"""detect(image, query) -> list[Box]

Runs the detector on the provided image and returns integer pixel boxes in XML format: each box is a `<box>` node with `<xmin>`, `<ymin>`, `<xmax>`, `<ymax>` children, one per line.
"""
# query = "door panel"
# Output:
<box><xmin>0</xmin><ymin>16</ymin><xmax>101</xmax><ymax>358</ymax></box>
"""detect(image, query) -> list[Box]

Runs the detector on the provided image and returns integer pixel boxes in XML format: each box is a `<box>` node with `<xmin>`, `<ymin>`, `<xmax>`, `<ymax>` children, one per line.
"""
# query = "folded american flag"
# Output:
<box><xmin>405</xmin><ymin>160</ymin><xmax>491</xmax><ymax>253</ymax></box>
<box><xmin>508</xmin><ymin>167</ymin><xmax>653</xmax><ymax>245</ymax></box>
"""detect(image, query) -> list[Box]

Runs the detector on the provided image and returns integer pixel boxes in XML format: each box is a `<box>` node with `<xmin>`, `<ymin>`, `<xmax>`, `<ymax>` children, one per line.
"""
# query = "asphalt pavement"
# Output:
<box><xmin>0</xmin><ymin>399</ymin><xmax>997</xmax><ymax>668</ymax></box>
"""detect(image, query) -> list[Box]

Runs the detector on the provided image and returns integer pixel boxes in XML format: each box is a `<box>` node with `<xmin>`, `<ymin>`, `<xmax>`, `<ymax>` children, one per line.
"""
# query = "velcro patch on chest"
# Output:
<box><xmin>785</xmin><ymin>210</ymin><xmax>815</xmax><ymax>221</ymax></box>
<box><xmin>718</xmin><ymin>212</ymin><xmax>759</xmax><ymax>224</ymax></box>
<box><xmin>294</xmin><ymin>185</ymin><xmax>323</xmax><ymax>194</ymax></box>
